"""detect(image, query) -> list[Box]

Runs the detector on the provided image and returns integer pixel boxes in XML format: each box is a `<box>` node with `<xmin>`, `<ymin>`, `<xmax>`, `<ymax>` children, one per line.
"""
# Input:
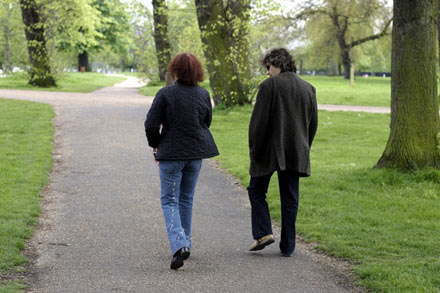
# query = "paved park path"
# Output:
<box><xmin>0</xmin><ymin>77</ymin><xmax>379</xmax><ymax>292</ymax></box>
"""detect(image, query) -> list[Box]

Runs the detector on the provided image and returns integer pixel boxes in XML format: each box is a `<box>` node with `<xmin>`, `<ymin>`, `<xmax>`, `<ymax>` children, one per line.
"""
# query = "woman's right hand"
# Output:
<box><xmin>153</xmin><ymin>148</ymin><xmax>159</xmax><ymax>166</ymax></box>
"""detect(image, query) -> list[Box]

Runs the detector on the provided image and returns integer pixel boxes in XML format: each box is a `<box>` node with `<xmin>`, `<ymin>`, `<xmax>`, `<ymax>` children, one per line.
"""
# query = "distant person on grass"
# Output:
<box><xmin>247</xmin><ymin>48</ymin><xmax>318</xmax><ymax>257</ymax></box>
<box><xmin>144</xmin><ymin>53</ymin><xmax>219</xmax><ymax>270</ymax></box>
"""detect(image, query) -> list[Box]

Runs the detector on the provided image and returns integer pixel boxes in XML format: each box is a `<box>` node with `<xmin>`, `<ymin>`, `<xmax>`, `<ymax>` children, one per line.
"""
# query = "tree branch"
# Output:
<box><xmin>350</xmin><ymin>17</ymin><xmax>393</xmax><ymax>47</ymax></box>
<box><xmin>287</xmin><ymin>4</ymin><xmax>328</xmax><ymax>21</ymax></box>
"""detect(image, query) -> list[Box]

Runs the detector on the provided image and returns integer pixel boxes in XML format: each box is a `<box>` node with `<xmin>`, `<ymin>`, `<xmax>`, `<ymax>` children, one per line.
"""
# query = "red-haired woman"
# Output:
<box><xmin>144</xmin><ymin>53</ymin><xmax>219</xmax><ymax>270</ymax></box>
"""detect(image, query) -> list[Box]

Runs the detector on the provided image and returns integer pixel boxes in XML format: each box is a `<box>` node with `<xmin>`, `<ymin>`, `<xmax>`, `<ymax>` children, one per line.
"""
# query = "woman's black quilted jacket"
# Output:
<box><xmin>144</xmin><ymin>82</ymin><xmax>219</xmax><ymax>160</ymax></box>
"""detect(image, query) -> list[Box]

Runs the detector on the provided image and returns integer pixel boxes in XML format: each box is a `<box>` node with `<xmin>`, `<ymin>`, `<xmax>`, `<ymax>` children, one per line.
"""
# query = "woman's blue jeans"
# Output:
<box><xmin>159</xmin><ymin>159</ymin><xmax>202</xmax><ymax>255</ymax></box>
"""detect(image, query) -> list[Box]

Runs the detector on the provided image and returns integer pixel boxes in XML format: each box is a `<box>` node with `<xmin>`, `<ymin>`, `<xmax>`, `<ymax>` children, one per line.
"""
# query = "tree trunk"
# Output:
<box><xmin>121</xmin><ymin>58</ymin><xmax>126</xmax><ymax>72</ymax></box>
<box><xmin>19</xmin><ymin>0</ymin><xmax>56</xmax><ymax>87</ymax></box>
<box><xmin>376</xmin><ymin>0</ymin><xmax>440</xmax><ymax>170</ymax></box>
<box><xmin>349</xmin><ymin>63</ymin><xmax>355</xmax><ymax>86</ymax></box>
<box><xmin>78</xmin><ymin>51</ymin><xmax>91</xmax><ymax>72</ymax></box>
<box><xmin>2</xmin><ymin>21</ymin><xmax>12</xmax><ymax>74</ymax></box>
<box><xmin>341</xmin><ymin>48</ymin><xmax>351</xmax><ymax>79</ymax></box>
<box><xmin>195</xmin><ymin>0</ymin><xmax>253</xmax><ymax>106</ymax></box>
<box><xmin>152</xmin><ymin>0</ymin><xmax>171</xmax><ymax>81</ymax></box>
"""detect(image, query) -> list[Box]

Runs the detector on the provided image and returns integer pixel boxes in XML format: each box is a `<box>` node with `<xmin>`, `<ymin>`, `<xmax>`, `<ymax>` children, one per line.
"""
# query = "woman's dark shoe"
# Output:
<box><xmin>170</xmin><ymin>249</ymin><xmax>184</xmax><ymax>270</ymax></box>
<box><xmin>181</xmin><ymin>247</ymin><xmax>190</xmax><ymax>260</ymax></box>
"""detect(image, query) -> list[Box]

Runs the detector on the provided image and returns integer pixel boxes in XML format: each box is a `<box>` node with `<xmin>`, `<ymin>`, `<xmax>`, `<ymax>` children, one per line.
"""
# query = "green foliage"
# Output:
<box><xmin>297</xmin><ymin>0</ymin><xmax>392</xmax><ymax>75</ymax></box>
<box><xmin>211</xmin><ymin>107</ymin><xmax>440</xmax><ymax>292</ymax></box>
<box><xmin>303</xmin><ymin>13</ymin><xmax>339</xmax><ymax>71</ymax></box>
<box><xmin>1</xmin><ymin>0</ymin><xmax>395</xmax><ymax>88</ymax></box>
<box><xmin>50</xmin><ymin>0</ymin><xmax>133</xmax><ymax>70</ymax></box>
<box><xmin>127</xmin><ymin>1</ymin><xmax>159</xmax><ymax>80</ymax></box>
<box><xmin>0</xmin><ymin>0</ymin><xmax>28</xmax><ymax>73</ymax></box>
<box><xmin>0</xmin><ymin>98</ymin><xmax>53</xmax><ymax>279</ymax></box>
<box><xmin>0</xmin><ymin>72</ymin><xmax>125</xmax><ymax>92</ymax></box>
<box><xmin>357</xmin><ymin>35</ymin><xmax>392</xmax><ymax>73</ymax></box>
<box><xmin>167</xmin><ymin>0</ymin><xmax>205</xmax><ymax>63</ymax></box>
<box><xmin>47</xmin><ymin>0</ymin><xmax>103</xmax><ymax>53</ymax></box>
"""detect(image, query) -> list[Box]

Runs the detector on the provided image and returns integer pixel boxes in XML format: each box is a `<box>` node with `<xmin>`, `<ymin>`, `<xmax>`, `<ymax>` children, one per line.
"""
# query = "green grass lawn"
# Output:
<box><xmin>139</xmin><ymin>83</ymin><xmax>164</xmax><ymax>97</ymax></box>
<box><xmin>139</xmin><ymin>75</ymin><xmax>440</xmax><ymax>108</ymax></box>
<box><xmin>301</xmin><ymin>75</ymin><xmax>392</xmax><ymax>107</ymax></box>
<box><xmin>138</xmin><ymin>75</ymin><xmax>394</xmax><ymax>106</ymax></box>
<box><xmin>0</xmin><ymin>98</ymin><xmax>54</xmax><ymax>291</ymax></box>
<box><xmin>0</xmin><ymin>72</ymin><xmax>125</xmax><ymax>92</ymax></box>
<box><xmin>121</xmin><ymin>72</ymin><xmax>148</xmax><ymax>78</ymax></box>
<box><xmin>210</xmin><ymin>106</ymin><xmax>440</xmax><ymax>292</ymax></box>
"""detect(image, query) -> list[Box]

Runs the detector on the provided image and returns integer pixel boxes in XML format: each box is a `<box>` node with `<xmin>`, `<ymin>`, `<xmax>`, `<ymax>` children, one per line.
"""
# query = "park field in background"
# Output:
<box><xmin>0</xmin><ymin>72</ymin><xmax>125</xmax><ymax>92</ymax></box>
<box><xmin>140</xmin><ymin>75</ymin><xmax>440</xmax><ymax>108</ymax></box>
<box><xmin>210</xmin><ymin>106</ymin><xmax>440</xmax><ymax>292</ymax></box>
<box><xmin>139</xmin><ymin>75</ymin><xmax>393</xmax><ymax>106</ymax></box>
<box><xmin>302</xmin><ymin>75</ymin><xmax>392</xmax><ymax>107</ymax></box>
<box><xmin>0</xmin><ymin>99</ymin><xmax>54</xmax><ymax>291</ymax></box>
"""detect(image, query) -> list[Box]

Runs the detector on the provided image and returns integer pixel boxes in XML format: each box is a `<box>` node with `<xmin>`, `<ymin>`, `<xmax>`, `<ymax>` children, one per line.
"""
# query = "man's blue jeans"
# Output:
<box><xmin>247</xmin><ymin>170</ymin><xmax>299</xmax><ymax>255</ymax></box>
<box><xmin>159</xmin><ymin>160</ymin><xmax>202</xmax><ymax>255</ymax></box>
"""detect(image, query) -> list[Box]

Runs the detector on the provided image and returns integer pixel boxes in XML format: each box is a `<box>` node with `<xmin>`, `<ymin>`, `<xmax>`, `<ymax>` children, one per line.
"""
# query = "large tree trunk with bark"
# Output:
<box><xmin>195</xmin><ymin>0</ymin><xmax>253</xmax><ymax>106</ymax></box>
<box><xmin>341</xmin><ymin>48</ymin><xmax>351</xmax><ymax>79</ymax></box>
<box><xmin>78</xmin><ymin>51</ymin><xmax>91</xmax><ymax>72</ymax></box>
<box><xmin>152</xmin><ymin>0</ymin><xmax>171</xmax><ymax>81</ymax></box>
<box><xmin>19</xmin><ymin>0</ymin><xmax>56</xmax><ymax>87</ymax></box>
<box><xmin>376</xmin><ymin>0</ymin><xmax>440</xmax><ymax>170</ymax></box>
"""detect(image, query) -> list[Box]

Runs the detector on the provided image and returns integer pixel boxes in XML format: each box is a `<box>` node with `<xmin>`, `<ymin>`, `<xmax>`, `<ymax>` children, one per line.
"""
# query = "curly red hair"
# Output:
<box><xmin>168</xmin><ymin>53</ymin><xmax>204</xmax><ymax>85</ymax></box>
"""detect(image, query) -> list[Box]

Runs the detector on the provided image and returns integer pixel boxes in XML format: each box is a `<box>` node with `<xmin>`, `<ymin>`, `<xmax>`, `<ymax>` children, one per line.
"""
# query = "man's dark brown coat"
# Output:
<box><xmin>249</xmin><ymin>71</ymin><xmax>318</xmax><ymax>177</ymax></box>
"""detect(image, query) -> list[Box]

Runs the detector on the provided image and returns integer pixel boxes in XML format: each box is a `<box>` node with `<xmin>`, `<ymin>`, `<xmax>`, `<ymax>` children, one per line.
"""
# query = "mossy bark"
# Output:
<box><xmin>195</xmin><ymin>0</ymin><xmax>253</xmax><ymax>106</ymax></box>
<box><xmin>152</xmin><ymin>0</ymin><xmax>171</xmax><ymax>81</ymax></box>
<box><xmin>376</xmin><ymin>0</ymin><xmax>440</xmax><ymax>170</ymax></box>
<box><xmin>19</xmin><ymin>0</ymin><xmax>56</xmax><ymax>87</ymax></box>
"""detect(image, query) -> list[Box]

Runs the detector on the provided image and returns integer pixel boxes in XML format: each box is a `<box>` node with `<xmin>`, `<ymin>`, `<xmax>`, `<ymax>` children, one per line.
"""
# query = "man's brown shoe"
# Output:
<box><xmin>249</xmin><ymin>235</ymin><xmax>275</xmax><ymax>251</ymax></box>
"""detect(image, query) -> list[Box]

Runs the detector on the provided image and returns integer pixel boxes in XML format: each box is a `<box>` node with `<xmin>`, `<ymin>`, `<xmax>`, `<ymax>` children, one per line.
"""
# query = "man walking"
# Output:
<box><xmin>247</xmin><ymin>48</ymin><xmax>318</xmax><ymax>257</ymax></box>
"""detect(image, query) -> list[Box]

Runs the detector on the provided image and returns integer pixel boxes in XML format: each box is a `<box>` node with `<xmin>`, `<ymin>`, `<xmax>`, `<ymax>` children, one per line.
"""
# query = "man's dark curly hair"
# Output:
<box><xmin>262</xmin><ymin>48</ymin><xmax>297</xmax><ymax>73</ymax></box>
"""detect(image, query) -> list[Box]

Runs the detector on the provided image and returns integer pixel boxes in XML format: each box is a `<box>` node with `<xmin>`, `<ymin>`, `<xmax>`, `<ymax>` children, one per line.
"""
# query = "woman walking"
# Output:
<box><xmin>144</xmin><ymin>53</ymin><xmax>219</xmax><ymax>270</ymax></box>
